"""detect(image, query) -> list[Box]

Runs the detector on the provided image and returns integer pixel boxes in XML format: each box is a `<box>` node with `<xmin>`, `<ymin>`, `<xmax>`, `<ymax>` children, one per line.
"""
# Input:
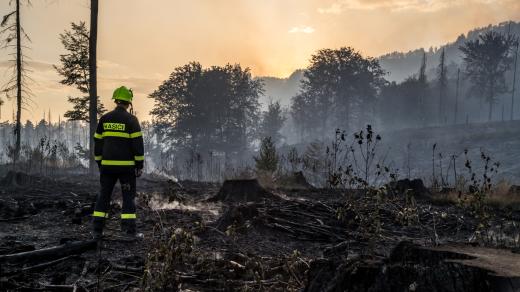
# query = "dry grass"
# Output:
<box><xmin>429</xmin><ymin>190</ymin><xmax>461</xmax><ymax>205</ymax></box>
<box><xmin>429</xmin><ymin>179</ymin><xmax>520</xmax><ymax>210</ymax></box>
<box><xmin>486</xmin><ymin>180</ymin><xmax>520</xmax><ymax>210</ymax></box>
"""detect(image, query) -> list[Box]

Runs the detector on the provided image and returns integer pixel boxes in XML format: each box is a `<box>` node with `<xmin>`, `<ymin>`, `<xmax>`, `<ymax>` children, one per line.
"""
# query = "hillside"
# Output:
<box><xmin>257</xmin><ymin>69</ymin><xmax>304</xmax><ymax>108</ymax></box>
<box><xmin>259</xmin><ymin>20</ymin><xmax>520</xmax><ymax>106</ymax></box>
<box><xmin>382</xmin><ymin>120</ymin><xmax>520</xmax><ymax>184</ymax></box>
<box><xmin>379</xmin><ymin>21</ymin><xmax>520</xmax><ymax>82</ymax></box>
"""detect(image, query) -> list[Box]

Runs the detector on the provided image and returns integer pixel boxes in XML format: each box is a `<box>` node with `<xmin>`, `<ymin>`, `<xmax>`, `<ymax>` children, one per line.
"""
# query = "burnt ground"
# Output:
<box><xmin>0</xmin><ymin>171</ymin><xmax>519</xmax><ymax>291</ymax></box>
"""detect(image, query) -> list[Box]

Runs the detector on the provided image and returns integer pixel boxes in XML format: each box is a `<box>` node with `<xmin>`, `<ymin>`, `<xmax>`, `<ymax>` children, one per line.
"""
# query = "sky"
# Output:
<box><xmin>0</xmin><ymin>0</ymin><xmax>519</xmax><ymax>123</ymax></box>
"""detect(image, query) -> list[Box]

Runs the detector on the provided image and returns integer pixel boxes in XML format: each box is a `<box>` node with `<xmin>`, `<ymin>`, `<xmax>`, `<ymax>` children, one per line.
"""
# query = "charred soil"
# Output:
<box><xmin>0</xmin><ymin>172</ymin><xmax>519</xmax><ymax>291</ymax></box>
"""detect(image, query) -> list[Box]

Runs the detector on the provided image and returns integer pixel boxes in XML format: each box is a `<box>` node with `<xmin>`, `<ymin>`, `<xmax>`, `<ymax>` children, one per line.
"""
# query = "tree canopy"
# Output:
<box><xmin>149</xmin><ymin>62</ymin><xmax>263</xmax><ymax>157</ymax></box>
<box><xmin>460</xmin><ymin>31</ymin><xmax>517</xmax><ymax>120</ymax></box>
<box><xmin>259</xmin><ymin>101</ymin><xmax>286</xmax><ymax>145</ymax></box>
<box><xmin>291</xmin><ymin>47</ymin><xmax>386</xmax><ymax>139</ymax></box>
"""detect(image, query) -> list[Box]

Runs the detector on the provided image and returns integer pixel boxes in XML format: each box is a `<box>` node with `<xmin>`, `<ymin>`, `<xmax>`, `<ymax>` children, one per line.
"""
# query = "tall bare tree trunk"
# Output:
<box><xmin>438</xmin><ymin>49</ymin><xmax>446</xmax><ymax>125</ymax></box>
<box><xmin>14</xmin><ymin>0</ymin><xmax>22</xmax><ymax>166</ymax></box>
<box><xmin>88</xmin><ymin>0</ymin><xmax>98</xmax><ymax>174</ymax></box>
<box><xmin>511</xmin><ymin>42</ymin><xmax>518</xmax><ymax>121</ymax></box>
<box><xmin>454</xmin><ymin>68</ymin><xmax>460</xmax><ymax>124</ymax></box>
<box><xmin>488</xmin><ymin>79</ymin><xmax>495</xmax><ymax>122</ymax></box>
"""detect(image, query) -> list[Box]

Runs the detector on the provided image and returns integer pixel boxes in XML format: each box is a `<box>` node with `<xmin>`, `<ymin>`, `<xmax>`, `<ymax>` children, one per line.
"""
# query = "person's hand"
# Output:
<box><xmin>135</xmin><ymin>168</ymin><xmax>143</xmax><ymax>177</ymax></box>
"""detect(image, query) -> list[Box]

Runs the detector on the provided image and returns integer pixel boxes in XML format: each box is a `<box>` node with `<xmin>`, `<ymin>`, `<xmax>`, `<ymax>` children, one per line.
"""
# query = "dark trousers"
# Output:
<box><xmin>92</xmin><ymin>171</ymin><xmax>136</xmax><ymax>234</ymax></box>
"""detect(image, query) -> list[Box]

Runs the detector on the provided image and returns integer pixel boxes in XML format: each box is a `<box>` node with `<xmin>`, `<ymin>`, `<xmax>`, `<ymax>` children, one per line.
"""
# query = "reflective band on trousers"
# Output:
<box><xmin>134</xmin><ymin>155</ymin><xmax>145</xmax><ymax>161</ymax></box>
<box><xmin>93</xmin><ymin>211</ymin><xmax>108</xmax><ymax>218</ymax></box>
<box><xmin>94</xmin><ymin>155</ymin><xmax>102</xmax><ymax>161</ymax></box>
<box><xmin>101</xmin><ymin>160</ymin><xmax>135</xmax><ymax>166</ymax></box>
<box><xmin>121</xmin><ymin>213</ymin><xmax>136</xmax><ymax>219</ymax></box>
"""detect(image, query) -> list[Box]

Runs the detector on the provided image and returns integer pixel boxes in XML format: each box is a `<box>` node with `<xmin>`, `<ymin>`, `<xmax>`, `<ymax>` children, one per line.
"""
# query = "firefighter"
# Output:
<box><xmin>91</xmin><ymin>86</ymin><xmax>144</xmax><ymax>240</ymax></box>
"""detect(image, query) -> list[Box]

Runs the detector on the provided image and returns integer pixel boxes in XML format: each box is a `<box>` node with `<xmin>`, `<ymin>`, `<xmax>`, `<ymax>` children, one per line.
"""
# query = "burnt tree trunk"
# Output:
<box><xmin>88</xmin><ymin>0</ymin><xmax>99</xmax><ymax>174</ymax></box>
<box><xmin>511</xmin><ymin>42</ymin><xmax>518</xmax><ymax>121</ymax></box>
<box><xmin>454</xmin><ymin>68</ymin><xmax>460</xmax><ymax>124</ymax></box>
<box><xmin>13</xmin><ymin>0</ymin><xmax>22</xmax><ymax>166</ymax></box>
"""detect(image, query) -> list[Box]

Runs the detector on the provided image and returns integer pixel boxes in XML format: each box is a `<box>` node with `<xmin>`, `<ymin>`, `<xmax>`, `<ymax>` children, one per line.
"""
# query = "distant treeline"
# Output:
<box><xmin>1</xmin><ymin>14</ymin><xmax>519</xmax><ymax>181</ymax></box>
<box><xmin>148</xmin><ymin>29</ymin><xmax>519</xmax><ymax>148</ymax></box>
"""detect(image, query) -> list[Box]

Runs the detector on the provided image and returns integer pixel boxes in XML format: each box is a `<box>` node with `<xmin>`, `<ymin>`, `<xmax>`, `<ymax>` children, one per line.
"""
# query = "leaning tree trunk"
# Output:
<box><xmin>488</xmin><ymin>102</ymin><xmax>493</xmax><ymax>122</ymax></box>
<box><xmin>488</xmin><ymin>92</ymin><xmax>494</xmax><ymax>122</ymax></box>
<box><xmin>453</xmin><ymin>68</ymin><xmax>460</xmax><ymax>124</ymax></box>
<box><xmin>13</xmin><ymin>0</ymin><xmax>22</xmax><ymax>167</ymax></box>
<box><xmin>88</xmin><ymin>0</ymin><xmax>98</xmax><ymax>174</ymax></box>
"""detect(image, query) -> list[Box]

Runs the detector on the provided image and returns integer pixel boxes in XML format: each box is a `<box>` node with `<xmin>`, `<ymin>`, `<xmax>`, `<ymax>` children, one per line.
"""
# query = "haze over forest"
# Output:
<box><xmin>0</xmin><ymin>0</ymin><xmax>519</xmax><ymax>123</ymax></box>
<box><xmin>261</xmin><ymin>21</ymin><xmax>520</xmax><ymax>107</ymax></box>
<box><xmin>1</xmin><ymin>1</ymin><xmax>520</xmax><ymax>183</ymax></box>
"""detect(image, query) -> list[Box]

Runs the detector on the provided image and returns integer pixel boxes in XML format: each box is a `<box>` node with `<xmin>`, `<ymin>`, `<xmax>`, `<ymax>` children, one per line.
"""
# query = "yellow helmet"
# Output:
<box><xmin>112</xmin><ymin>86</ymin><xmax>133</xmax><ymax>102</ymax></box>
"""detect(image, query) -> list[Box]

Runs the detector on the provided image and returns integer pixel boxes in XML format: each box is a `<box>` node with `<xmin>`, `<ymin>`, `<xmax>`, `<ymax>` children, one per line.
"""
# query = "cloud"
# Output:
<box><xmin>288</xmin><ymin>26</ymin><xmax>316</xmax><ymax>34</ymax></box>
<box><xmin>99</xmin><ymin>76</ymin><xmax>162</xmax><ymax>96</ymax></box>
<box><xmin>28</xmin><ymin>61</ymin><xmax>55</xmax><ymax>72</ymax></box>
<box><xmin>316</xmin><ymin>0</ymin><xmax>512</xmax><ymax>13</ymax></box>
<box><xmin>98</xmin><ymin>59</ymin><xmax>122</xmax><ymax>70</ymax></box>
<box><xmin>317</xmin><ymin>3</ymin><xmax>344</xmax><ymax>14</ymax></box>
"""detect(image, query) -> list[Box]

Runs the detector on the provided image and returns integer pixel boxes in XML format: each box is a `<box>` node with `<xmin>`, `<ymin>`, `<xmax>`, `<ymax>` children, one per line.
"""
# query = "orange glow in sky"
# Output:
<box><xmin>0</xmin><ymin>0</ymin><xmax>519</xmax><ymax>122</ymax></box>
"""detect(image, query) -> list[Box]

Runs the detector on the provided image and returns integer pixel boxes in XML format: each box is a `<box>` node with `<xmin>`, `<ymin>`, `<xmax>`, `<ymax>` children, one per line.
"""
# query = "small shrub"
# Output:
<box><xmin>254</xmin><ymin>136</ymin><xmax>279</xmax><ymax>175</ymax></box>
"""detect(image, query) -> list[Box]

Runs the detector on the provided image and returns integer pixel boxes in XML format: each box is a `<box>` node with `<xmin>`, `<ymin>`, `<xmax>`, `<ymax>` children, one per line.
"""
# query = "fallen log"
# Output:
<box><xmin>266</xmin><ymin>217</ymin><xmax>346</xmax><ymax>241</ymax></box>
<box><xmin>4</xmin><ymin>255</ymin><xmax>78</xmax><ymax>275</ymax></box>
<box><xmin>0</xmin><ymin>215</ymin><xmax>31</xmax><ymax>222</ymax></box>
<box><xmin>38</xmin><ymin>283</ymin><xmax>76</xmax><ymax>291</ymax></box>
<box><xmin>0</xmin><ymin>239</ymin><xmax>97</xmax><ymax>264</ymax></box>
<box><xmin>111</xmin><ymin>262</ymin><xmax>144</xmax><ymax>273</ymax></box>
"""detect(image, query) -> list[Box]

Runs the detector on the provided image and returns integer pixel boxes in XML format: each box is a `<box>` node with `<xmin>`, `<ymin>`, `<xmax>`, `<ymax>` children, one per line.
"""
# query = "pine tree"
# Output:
<box><xmin>254</xmin><ymin>137</ymin><xmax>278</xmax><ymax>174</ymax></box>
<box><xmin>260</xmin><ymin>101</ymin><xmax>286</xmax><ymax>145</ymax></box>
<box><xmin>54</xmin><ymin>13</ymin><xmax>102</xmax><ymax>174</ymax></box>
<box><xmin>55</xmin><ymin>22</ymin><xmax>105</xmax><ymax>123</ymax></box>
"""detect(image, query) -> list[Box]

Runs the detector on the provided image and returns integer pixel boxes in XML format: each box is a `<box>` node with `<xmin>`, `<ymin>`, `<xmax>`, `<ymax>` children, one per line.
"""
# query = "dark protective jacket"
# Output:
<box><xmin>94</xmin><ymin>106</ymin><xmax>144</xmax><ymax>172</ymax></box>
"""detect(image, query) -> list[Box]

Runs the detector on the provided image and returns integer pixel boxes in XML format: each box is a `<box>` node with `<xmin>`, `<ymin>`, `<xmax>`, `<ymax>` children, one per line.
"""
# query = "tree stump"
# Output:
<box><xmin>305</xmin><ymin>241</ymin><xmax>520</xmax><ymax>292</ymax></box>
<box><xmin>215</xmin><ymin>203</ymin><xmax>261</xmax><ymax>231</ymax></box>
<box><xmin>0</xmin><ymin>171</ymin><xmax>34</xmax><ymax>187</ymax></box>
<box><xmin>208</xmin><ymin>179</ymin><xmax>279</xmax><ymax>203</ymax></box>
<box><xmin>508</xmin><ymin>185</ymin><xmax>520</xmax><ymax>195</ymax></box>
<box><xmin>275</xmin><ymin>171</ymin><xmax>314</xmax><ymax>190</ymax></box>
<box><xmin>388</xmin><ymin>178</ymin><xmax>430</xmax><ymax>197</ymax></box>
